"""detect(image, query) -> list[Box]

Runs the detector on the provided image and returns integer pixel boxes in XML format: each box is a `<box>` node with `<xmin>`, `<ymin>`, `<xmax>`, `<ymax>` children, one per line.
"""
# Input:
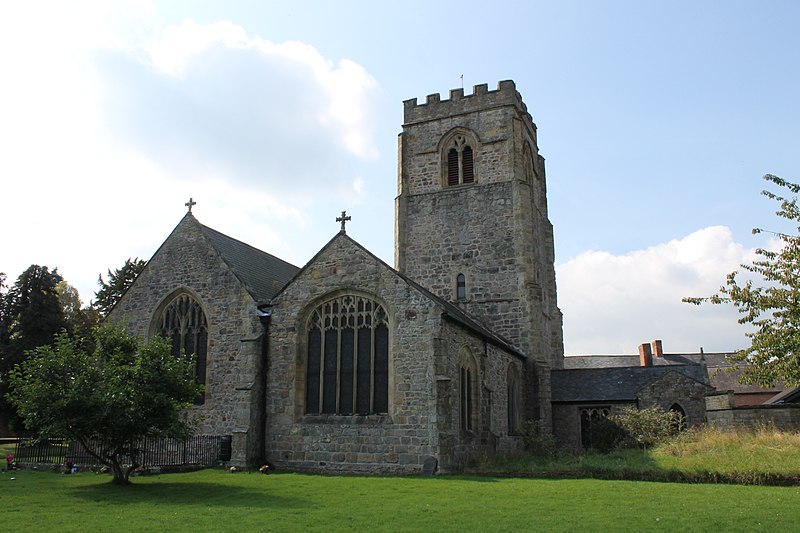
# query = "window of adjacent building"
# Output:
<box><xmin>579</xmin><ymin>406</ymin><xmax>611</xmax><ymax>449</ymax></box>
<box><xmin>445</xmin><ymin>134</ymin><xmax>475</xmax><ymax>186</ymax></box>
<box><xmin>456</xmin><ymin>273</ymin><xmax>466</xmax><ymax>301</ymax></box>
<box><xmin>669</xmin><ymin>403</ymin><xmax>687</xmax><ymax>432</ymax></box>
<box><xmin>155</xmin><ymin>293</ymin><xmax>208</xmax><ymax>405</ymax></box>
<box><xmin>306</xmin><ymin>294</ymin><xmax>389</xmax><ymax>415</ymax></box>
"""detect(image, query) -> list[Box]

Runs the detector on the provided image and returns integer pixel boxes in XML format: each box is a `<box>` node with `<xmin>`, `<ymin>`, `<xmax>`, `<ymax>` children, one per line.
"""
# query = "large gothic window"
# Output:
<box><xmin>156</xmin><ymin>293</ymin><xmax>208</xmax><ymax>405</ymax></box>
<box><xmin>306</xmin><ymin>294</ymin><xmax>389</xmax><ymax>415</ymax></box>
<box><xmin>444</xmin><ymin>133</ymin><xmax>475</xmax><ymax>186</ymax></box>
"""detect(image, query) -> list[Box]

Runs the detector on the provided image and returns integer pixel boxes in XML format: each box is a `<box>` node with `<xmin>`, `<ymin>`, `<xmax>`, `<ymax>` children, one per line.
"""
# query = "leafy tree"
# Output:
<box><xmin>93</xmin><ymin>258</ymin><xmax>146</xmax><ymax>317</ymax></box>
<box><xmin>5</xmin><ymin>265</ymin><xmax>66</xmax><ymax>353</ymax></box>
<box><xmin>0</xmin><ymin>265</ymin><xmax>66</xmax><ymax>432</ymax></box>
<box><xmin>0</xmin><ymin>273</ymin><xmax>9</xmax><ymax>354</ymax></box>
<box><xmin>56</xmin><ymin>281</ymin><xmax>100</xmax><ymax>344</ymax></box>
<box><xmin>684</xmin><ymin>174</ymin><xmax>800</xmax><ymax>387</ymax></box>
<box><xmin>56</xmin><ymin>281</ymin><xmax>82</xmax><ymax>326</ymax></box>
<box><xmin>8</xmin><ymin>325</ymin><xmax>202</xmax><ymax>484</ymax></box>
<box><xmin>0</xmin><ymin>273</ymin><xmax>9</xmax><ymax>434</ymax></box>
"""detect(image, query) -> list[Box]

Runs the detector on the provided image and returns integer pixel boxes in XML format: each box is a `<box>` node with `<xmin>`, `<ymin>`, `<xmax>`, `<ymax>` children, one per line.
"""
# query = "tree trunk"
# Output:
<box><xmin>110</xmin><ymin>458</ymin><xmax>131</xmax><ymax>485</ymax></box>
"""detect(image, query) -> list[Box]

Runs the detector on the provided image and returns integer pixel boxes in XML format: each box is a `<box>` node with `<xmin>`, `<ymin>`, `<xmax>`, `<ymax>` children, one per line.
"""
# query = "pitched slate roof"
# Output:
<box><xmin>551</xmin><ymin>365</ymin><xmax>710</xmax><ymax>403</ymax></box>
<box><xmin>199</xmin><ymin>223</ymin><xmax>300</xmax><ymax>302</ymax></box>
<box><xmin>564</xmin><ymin>352</ymin><xmax>789</xmax><ymax>397</ymax></box>
<box><xmin>764</xmin><ymin>387</ymin><xmax>800</xmax><ymax>405</ymax></box>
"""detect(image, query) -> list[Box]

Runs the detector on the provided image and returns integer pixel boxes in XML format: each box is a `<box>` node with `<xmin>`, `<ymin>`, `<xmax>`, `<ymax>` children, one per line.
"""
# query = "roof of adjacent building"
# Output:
<box><xmin>199</xmin><ymin>223</ymin><xmax>300</xmax><ymax>303</ymax></box>
<box><xmin>563</xmin><ymin>351</ymin><xmax>786</xmax><ymax>397</ymax></box>
<box><xmin>551</xmin><ymin>365</ymin><xmax>710</xmax><ymax>403</ymax></box>
<box><xmin>765</xmin><ymin>387</ymin><xmax>800</xmax><ymax>404</ymax></box>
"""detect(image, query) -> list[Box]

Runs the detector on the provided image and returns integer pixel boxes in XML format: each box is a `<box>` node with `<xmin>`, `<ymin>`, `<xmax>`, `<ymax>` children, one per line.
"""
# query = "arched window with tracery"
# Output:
<box><xmin>444</xmin><ymin>132</ymin><xmax>476</xmax><ymax>186</ymax></box>
<box><xmin>580</xmin><ymin>406</ymin><xmax>610</xmax><ymax>449</ymax></box>
<box><xmin>306</xmin><ymin>294</ymin><xmax>389</xmax><ymax>415</ymax></box>
<box><xmin>155</xmin><ymin>293</ymin><xmax>208</xmax><ymax>405</ymax></box>
<box><xmin>669</xmin><ymin>403</ymin><xmax>687</xmax><ymax>432</ymax></box>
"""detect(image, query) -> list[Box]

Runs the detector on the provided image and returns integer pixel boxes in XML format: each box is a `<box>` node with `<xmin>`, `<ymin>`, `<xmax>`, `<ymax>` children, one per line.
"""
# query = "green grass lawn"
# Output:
<box><xmin>1</xmin><ymin>468</ymin><xmax>799</xmax><ymax>532</ymax></box>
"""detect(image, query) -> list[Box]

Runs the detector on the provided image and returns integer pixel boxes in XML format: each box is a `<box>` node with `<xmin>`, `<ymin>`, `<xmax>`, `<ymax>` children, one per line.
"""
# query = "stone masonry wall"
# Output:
<box><xmin>109</xmin><ymin>215</ymin><xmax>262</xmax><ymax>439</ymax></box>
<box><xmin>265</xmin><ymin>234</ymin><xmax>445</xmax><ymax>474</ymax></box>
<box><xmin>637</xmin><ymin>372</ymin><xmax>712</xmax><ymax>427</ymax></box>
<box><xmin>434</xmin><ymin>320</ymin><xmax>525</xmax><ymax>470</ymax></box>
<box><xmin>706</xmin><ymin>393</ymin><xmax>800</xmax><ymax>431</ymax></box>
<box><xmin>395</xmin><ymin>80</ymin><xmax>564</xmax><ymax>427</ymax></box>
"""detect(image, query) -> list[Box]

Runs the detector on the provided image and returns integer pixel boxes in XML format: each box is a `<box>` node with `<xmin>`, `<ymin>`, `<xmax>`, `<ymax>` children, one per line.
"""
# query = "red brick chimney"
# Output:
<box><xmin>651</xmin><ymin>339</ymin><xmax>663</xmax><ymax>358</ymax></box>
<box><xmin>639</xmin><ymin>343</ymin><xmax>653</xmax><ymax>367</ymax></box>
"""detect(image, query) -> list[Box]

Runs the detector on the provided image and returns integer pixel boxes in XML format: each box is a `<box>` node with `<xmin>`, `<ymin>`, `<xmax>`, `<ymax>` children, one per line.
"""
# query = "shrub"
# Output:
<box><xmin>609</xmin><ymin>407</ymin><xmax>683</xmax><ymax>449</ymax></box>
<box><xmin>521</xmin><ymin>419</ymin><xmax>557</xmax><ymax>457</ymax></box>
<box><xmin>587</xmin><ymin>416</ymin><xmax>627</xmax><ymax>453</ymax></box>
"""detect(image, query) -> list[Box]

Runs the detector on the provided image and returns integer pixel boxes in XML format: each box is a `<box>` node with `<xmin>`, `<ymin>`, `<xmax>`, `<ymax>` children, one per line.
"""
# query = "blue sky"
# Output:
<box><xmin>2</xmin><ymin>1</ymin><xmax>799</xmax><ymax>354</ymax></box>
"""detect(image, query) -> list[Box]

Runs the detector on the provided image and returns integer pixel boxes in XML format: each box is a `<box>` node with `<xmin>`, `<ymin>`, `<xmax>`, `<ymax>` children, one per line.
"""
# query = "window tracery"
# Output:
<box><xmin>155</xmin><ymin>293</ymin><xmax>208</xmax><ymax>405</ymax></box>
<box><xmin>305</xmin><ymin>294</ymin><xmax>389</xmax><ymax>415</ymax></box>
<box><xmin>669</xmin><ymin>403</ymin><xmax>687</xmax><ymax>432</ymax></box>
<box><xmin>580</xmin><ymin>406</ymin><xmax>610</xmax><ymax>449</ymax></box>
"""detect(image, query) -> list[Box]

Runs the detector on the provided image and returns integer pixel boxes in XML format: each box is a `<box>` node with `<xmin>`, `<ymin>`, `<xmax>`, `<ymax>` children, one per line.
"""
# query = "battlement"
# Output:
<box><xmin>403</xmin><ymin>80</ymin><xmax>530</xmax><ymax>124</ymax></box>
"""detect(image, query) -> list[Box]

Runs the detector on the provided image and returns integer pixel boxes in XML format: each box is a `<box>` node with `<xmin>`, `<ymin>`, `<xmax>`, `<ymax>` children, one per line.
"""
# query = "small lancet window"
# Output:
<box><xmin>456</xmin><ymin>273</ymin><xmax>466</xmax><ymax>301</ymax></box>
<box><xmin>458</xmin><ymin>350</ymin><xmax>478</xmax><ymax>433</ymax></box>
<box><xmin>507</xmin><ymin>366</ymin><xmax>521</xmax><ymax>434</ymax></box>
<box><xmin>460</xmin><ymin>366</ymin><xmax>473</xmax><ymax>431</ymax></box>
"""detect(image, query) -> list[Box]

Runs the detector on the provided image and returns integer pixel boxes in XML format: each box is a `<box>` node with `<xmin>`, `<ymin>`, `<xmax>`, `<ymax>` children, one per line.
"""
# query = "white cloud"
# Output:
<box><xmin>556</xmin><ymin>226</ymin><xmax>756</xmax><ymax>355</ymax></box>
<box><xmin>93</xmin><ymin>20</ymin><xmax>381</xmax><ymax>196</ymax></box>
<box><xmin>0</xmin><ymin>4</ymin><xmax>383</xmax><ymax>304</ymax></box>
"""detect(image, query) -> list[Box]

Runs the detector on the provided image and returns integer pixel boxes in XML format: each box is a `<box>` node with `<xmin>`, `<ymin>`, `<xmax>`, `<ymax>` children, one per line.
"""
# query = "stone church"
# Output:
<box><xmin>109</xmin><ymin>80</ymin><xmax>708</xmax><ymax>472</ymax></box>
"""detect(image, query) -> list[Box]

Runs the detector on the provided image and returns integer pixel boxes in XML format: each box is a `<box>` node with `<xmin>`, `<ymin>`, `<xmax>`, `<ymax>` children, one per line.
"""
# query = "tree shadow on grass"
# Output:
<box><xmin>68</xmin><ymin>481</ymin><xmax>311</xmax><ymax>509</ymax></box>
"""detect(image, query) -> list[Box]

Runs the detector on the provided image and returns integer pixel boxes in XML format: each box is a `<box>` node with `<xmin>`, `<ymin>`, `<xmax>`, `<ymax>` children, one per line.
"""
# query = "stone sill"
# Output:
<box><xmin>300</xmin><ymin>414</ymin><xmax>393</xmax><ymax>425</ymax></box>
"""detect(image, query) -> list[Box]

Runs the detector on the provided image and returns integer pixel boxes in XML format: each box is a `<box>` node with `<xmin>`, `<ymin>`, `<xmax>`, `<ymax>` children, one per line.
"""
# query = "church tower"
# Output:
<box><xmin>395</xmin><ymin>80</ymin><xmax>564</xmax><ymax>420</ymax></box>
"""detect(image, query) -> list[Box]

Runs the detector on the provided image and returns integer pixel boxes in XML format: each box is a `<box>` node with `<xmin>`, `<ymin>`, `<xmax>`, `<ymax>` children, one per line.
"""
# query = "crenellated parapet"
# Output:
<box><xmin>403</xmin><ymin>80</ymin><xmax>532</xmax><ymax>125</ymax></box>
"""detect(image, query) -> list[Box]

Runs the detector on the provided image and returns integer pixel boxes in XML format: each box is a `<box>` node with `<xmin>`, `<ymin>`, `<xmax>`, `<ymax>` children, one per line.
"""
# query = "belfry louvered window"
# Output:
<box><xmin>156</xmin><ymin>293</ymin><xmax>208</xmax><ymax>405</ymax></box>
<box><xmin>306</xmin><ymin>295</ymin><xmax>389</xmax><ymax>415</ymax></box>
<box><xmin>446</xmin><ymin>134</ymin><xmax>475</xmax><ymax>186</ymax></box>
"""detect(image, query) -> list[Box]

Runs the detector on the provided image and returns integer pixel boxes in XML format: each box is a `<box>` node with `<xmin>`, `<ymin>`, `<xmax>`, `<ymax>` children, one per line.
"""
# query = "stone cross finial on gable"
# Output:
<box><xmin>185</xmin><ymin>198</ymin><xmax>196</xmax><ymax>213</ymax></box>
<box><xmin>336</xmin><ymin>210</ymin><xmax>351</xmax><ymax>233</ymax></box>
